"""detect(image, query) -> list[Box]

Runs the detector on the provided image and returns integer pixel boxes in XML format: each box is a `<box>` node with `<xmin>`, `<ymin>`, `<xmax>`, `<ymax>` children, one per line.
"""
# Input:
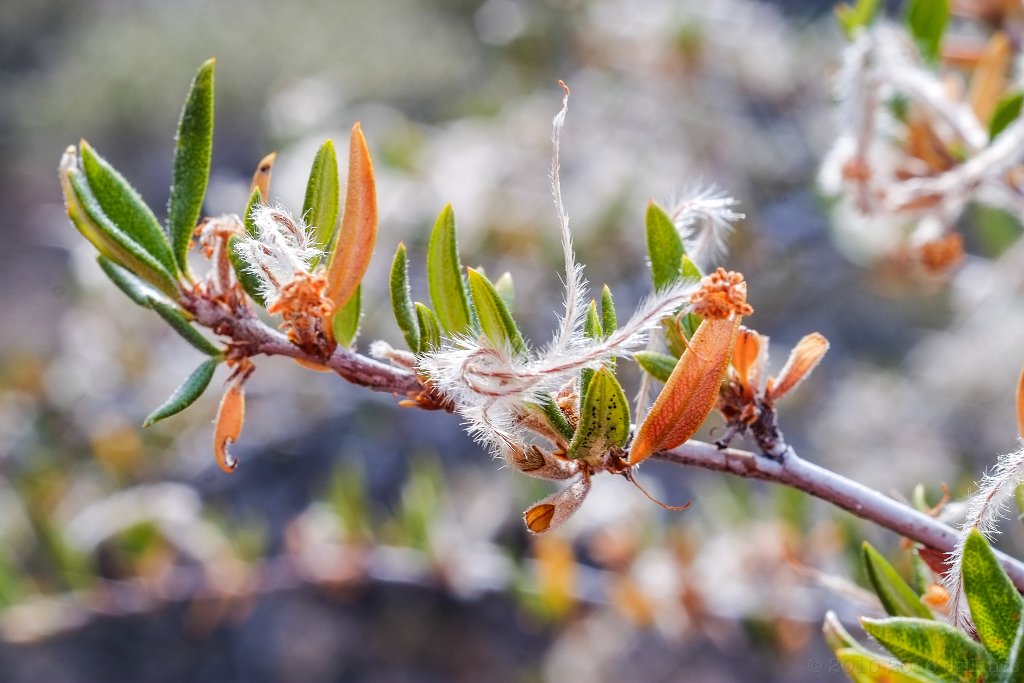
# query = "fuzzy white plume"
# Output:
<box><xmin>234</xmin><ymin>204</ymin><xmax>322</xmax><ymax>304</ymax></box>
<box><xmin>942</xmin><ymin>446</ymin><xmax>1024</xmax><ymax>628</ymax></box>
<box><xmin>670</xmin><ymin>183</ymin><xmax>744</xmax><ymax>268</ymax></box>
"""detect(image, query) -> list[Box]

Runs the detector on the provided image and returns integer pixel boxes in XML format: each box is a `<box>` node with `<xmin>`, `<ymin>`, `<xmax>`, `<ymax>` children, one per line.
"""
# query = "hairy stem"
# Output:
<box><xmin>655</xmin><ymin>441</ymin><xmax>1024</xmax><ymax>592</ymax></box>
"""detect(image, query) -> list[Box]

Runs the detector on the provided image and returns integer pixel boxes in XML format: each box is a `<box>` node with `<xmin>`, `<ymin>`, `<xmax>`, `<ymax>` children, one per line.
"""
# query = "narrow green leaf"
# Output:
<box><xmin>862</xmin><ymin>542</ymin><xmax>934</xmax><ymax>619</ymax></box>
<box><xmin>834</xmin><ymin>648</ymin><xmax>946</xmax><ymax>683</ymax></box>
<box><xmin>537</xmin><ymin>396</ymin><xmax>575</xmax><ymax>442</ymax></box>
<box><xmin>303</xmin><ymin>138</ymin><xmax>340</xmax><ymax>261</ymax></box>
<box><xmin>96</xmin><ymin>256</ymin><xmax>160</xmax><ymax>307</ymax></box>
<box><xmin>680</xmin><ymin>256</ymin><xmax>703</xmax><ymax>337</ymax></box>
<box><xmin>62</xmin><ymin>160</ymin><xmax>179</xmax><ymax>299</ymax></box>
<box><xmin>1016</xmin><ymin>483</ymin><xmax>1024</xmax><ymax>523</ymax></box>
<box><xmin>990</xmin><ymin>92</ymin><xmax>1024</xmax><ymax>140</ymax></box>
<box><xmin>824</xmin><ymin>611</ymin><xmax>871</xmax><ymax>655</ymax></box>
<box><xmin>579</xmin><ymin>300</ymin><xmax>602</xmax><ymax>401</ymax></box>
<box><xmin>467</xmin><ymin>267</ymin><xmax>527</xmax><ymax>354</ymax></box>
<box><xmin>143</xmin><ymin>358</ymin><xmax>220</xmax><ymax>427</ymax></box>
<box><xmin>149</xmin><ymin>299</ymin><xmax>223</xmax><ymax>357</ymax></box>
<box><xmin>494</xmin><ymin>272</ymin><xmax>515</xmax><ymax>311</ymax></box>
<box><xmin>244</xmin><ymin>188</ymin><xmax>262</xmax><ymax>237</ymax></box>
<box><xmin>390</xmin><ymin>242</ymin><xmax>420</xmax><ymax>352</ymax></box>
<box><xmin>835</xmin><ymin>0</ymin><xmax>880</xmax><ymax>39</ymax></box>
<box><xmin>227</xmin><ymin>234</ymin><xmax>267</xmax><ymax>307</ymax></box>
<box><xmin>415</xmin><ymin>302</ymin><xmax>442</xmax><ymax>353</ymax></box>
<box><xmin>600</xmin><ymin>284</ymin><xmax>617</xmax><ymax>335</ymax></box>
<box><xmin>1002</xmin><ymin>609</ymin><xmax>1024</xmax><ymax>683</ymax></box>
<box><xmin>861</xmin><ymin>617</ymin><xmax>991</xmax><ymax>682</ymax></box>
<box><xmin>79</xmin><ymin>140</ymin><xmax>178</xmax><ymax>277</ymax></box>
<box><xmin>168</xmin><ymin>58</ymin><xmax>215</xmax><ymax>275</ymax></box>
<box><xmin>333</xmin><ymin>284</ymin><xmax>361</xmax><ymax>347</ymax></box>
<box><xmin>427</xmin><ymin>204</ymin><xmax>473</xmax><ymax>335</ymax></box>
<box><xmin>635</xmin><ymin>350</ymin><xmax>678</xmax><ymax>383</ymax></box>
<box><xmin>567</xmin><ymin>367</ymin><xmax>629</xmax><ymax>460</ymax></box>
<box><xmin>962</xmin><ymin>528</ymin><xmax>1024</xmax><ymax>662</ymax></box>
<box><xmin>905</xmin><ymin>0</ymin><xmax>949</xmax><ymax>64</ymax></box>
<box><xmin>646</xmin><ymin>201</ymin><xmax>684</xmax><ymax>290</ymax></box>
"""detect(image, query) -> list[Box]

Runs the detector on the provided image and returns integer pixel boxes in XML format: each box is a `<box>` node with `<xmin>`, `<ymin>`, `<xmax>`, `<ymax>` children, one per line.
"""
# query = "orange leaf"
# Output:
<box><xmin>629</xmin><ymin>315</ymin><xmax>740</xmax><ymax>465</ymax></box>
<box><xmin>764</xmin><ymin>332</ymin><xmax>829</xmax><ymax>403</ymax></box>
<box><xmin>214</xmin><ymin>383</ymin><xmax>245</xmax><ymax>473</ymax></box>
<box><xmin>1016</xmin><ymin>367</ymin><xmax>1024</xmax><ymax>438</ymax></box>
<box><xmin>249</xmin><ymin>151</ymin><xmax>277</xmax><ymax>199</ymax></box>
<box><xmin>969</xmin><ymin>31</ymin><xmax>1011</xmax><ymax>125</ymax></box>
<box><xmin>324</xmin><ymin>123</ymin><xmax>377</xmax><ymax>332</ymax></box>
<box><xmin>731</xmin><ymin>325</ymin><xmax>764</xmax><ymax>396</ymax></box>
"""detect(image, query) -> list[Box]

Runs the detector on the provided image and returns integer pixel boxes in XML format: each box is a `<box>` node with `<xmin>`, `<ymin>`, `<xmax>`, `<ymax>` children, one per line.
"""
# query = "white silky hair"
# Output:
<box><xmin>417</xmin><ymin>84</ymin><xmax>696</xmax><ymax>460</ymax></box>
<box><xmin>942</xmin><ymin>445</ymin><xmax>1024</xmax><ymax>629</ymax></box>
<box><xmin>670</xmin><ymin>182</ymin><xmax>744</xmax><ymax>269</ymax></box>
<box><xmin>235</xmin><ymin>204</ymin><xmax>322</xmax><ymax>304</ymax></box>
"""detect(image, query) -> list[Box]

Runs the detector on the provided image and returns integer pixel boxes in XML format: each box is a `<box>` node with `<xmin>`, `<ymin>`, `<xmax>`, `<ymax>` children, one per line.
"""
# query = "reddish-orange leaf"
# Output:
<box><xmin>731</xmin><ymin>325</ymin><xmax>764</xmax><ymax>396</ymax></box>
<box><xmin>629</xmin><ymin>315</ymin><xmax>741</xmax><ymax>465</ymax></box>
<box><xmin>214</xmin><ymin>383</ymin><xmax>245</xmax><ymax>473</ymax></box>
<box><xmin>324</xmin><ymin>123</ymin><xmax>377</xmax><ymax>335</ymax></box>
<box><xmin>1016</xmin><ymin>367</ymin><xmax>1024</xmax><ymax>438</ymax></box>
<box><xmin>765</xmin><ymin>332</ymin><xmax>829</xmax><ymax>403</ymax></box>
<box><xmin>969</xmin><ymin>31</ymin><xmax>1010</xmax><ymax>125</ymax></box>
<box><xmin>249</xmin><ymin>151</ymin><xmax>277</xmax><ymax>199</ymax></box>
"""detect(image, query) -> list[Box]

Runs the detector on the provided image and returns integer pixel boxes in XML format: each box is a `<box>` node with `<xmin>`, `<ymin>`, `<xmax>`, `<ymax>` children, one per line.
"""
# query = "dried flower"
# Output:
<box><xmin>689</xmin><ymin>268</ymin><xmax>754</xmax><ymax>320</ymax></box>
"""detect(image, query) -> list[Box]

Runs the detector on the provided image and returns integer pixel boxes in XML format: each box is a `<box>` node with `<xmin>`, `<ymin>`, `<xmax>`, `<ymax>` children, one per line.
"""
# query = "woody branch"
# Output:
<box><xmin>186</xmin><ymin>299</ymin><xmax>1024</xmax><ymax>592</ymax></box>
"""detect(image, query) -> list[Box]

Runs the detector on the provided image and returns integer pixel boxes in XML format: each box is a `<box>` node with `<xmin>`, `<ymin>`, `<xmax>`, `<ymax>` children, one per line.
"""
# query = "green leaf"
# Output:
<box><xmin>143</xmin><ymin>358</ymin><xmax>220</xmax><ymax>427</ymax></box>
<box><xmin>861</xmin><ymin>617</ymin><xmax>991</xmax><ymax>682</ymax></box>
<box><xmin>905</xmin><ymin>0</ymin><xmax>949</xmax><ymax>64</ymax></box>
<box><xmin>834</xmin><ymin>648</ymin><xmax>946</xmax><ymax>683</ymax></box>
<box><xmin>862</xmin><ymin>542</ymin><xmax>934</xmax><ymax>619</ymax></box>
<box><xmin>579</xmin><ymin>300</ymin><xmax>603</xmax><ymax>401</ymax></box>
<box><xmin>390</xmin><ymin>242</ymin><xmax>420</xmax><ymax>352</ymax></box>
<box><xmin>227</xmin><ymin>234</ymin><xmax>267</xmax><ymax>307</ymax></box>
<box><xmin>427</xmin><ymin>204</ymin><xmax>473</xmax><ymax>335</ymax></box>
<box><xmin>962</xmin><ymin>528</ymin><xmax>1024</xmax><ymax>662</ymax></box>
<box><xmin>244</xmin><ymin>188</ymin><xmax>261</xmax><ymax>237</ymax></box>
<box><xmin>79</xmin><ymin>140</ymin><xmax>178</xmax><ymax>277</ymax></box>
<box><xmin>494</xmin><ymin>272</ymin><xmax>515</xmax><ymax>311</ymax></box>
<box><xmin>635</xmin><ymin>351</ymin><xmax>678</xmax><ymax>383</ymax></box>
<box><xmin>1002</xmin><ymin>609</ymin><xmax>1024</xmax><ymax>683</ymax></box>
<box><xmin>96</xmin><ymin>256</ymin><xmax>160</xmax><ymax>307</ymax></box>
<box><xmin>990</xmin><ymin>92</ymin><xmax>1024</xmax><ymax>140</ymax></box>
<box><xmin>646</xmin><ymin>201</ymin><xmax>684</xmax><ymax>291</ymax></box>
<box><xmin>600</xmin><ymin>284</ymin><xmax>617</xmax><ymax>335</ymax></box>
<box><xmin>333</xmin><ymin>284</ymin><xmax>361</xmax><ymax>347</ymax></box>
<box><xmin>835</xmin><ymin>0</ymin><xmax>880</xmax><ymax>39</ymax></box>
<box><xmin>567</xmin><ymin>367</ymin><xmax>629</xmax><ymax>460</ymax></box>
<box><xmin>168</xmin><ymin>58</ymin><xmax>215</xmax><ymax>275</ymax></box>
<box><xmin>61</xmin><ymin>160</ymin><xmax>180</xmax><ymax>299</ymax></box>
<box><xmin>149</xmin><ymin>299</ymin><xmax>223</xmax><ymax>357</ymax></box>
<box><xmin>467</xmin><ymin>267</ymin><xmax>527</xmax><ymax>354</ymax></box>
<box><xmin>303</xmin><ymin>138</ymin><xmax>340</xmax><ymax>261</ymax></box>
<box><xmin>415</xmin><ymin>302</ymin><xmax>442</xmax><ymax>353</ymax></box>
<box><xmin>538</xmin><ymin>396</ymin><xmax>575</xmax><ymax>442</ymax></box>
<box><xmin>824</xmin><ymin>611</ymin><xmax>871</xmax><ymax>655</ymax></box>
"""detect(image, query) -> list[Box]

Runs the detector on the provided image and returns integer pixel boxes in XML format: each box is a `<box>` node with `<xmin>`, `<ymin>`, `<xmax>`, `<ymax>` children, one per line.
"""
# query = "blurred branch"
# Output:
<box><xmin>655</xmin><ymin>441</ymin><xmax>1024</xmax><ymax>592</ymax></box>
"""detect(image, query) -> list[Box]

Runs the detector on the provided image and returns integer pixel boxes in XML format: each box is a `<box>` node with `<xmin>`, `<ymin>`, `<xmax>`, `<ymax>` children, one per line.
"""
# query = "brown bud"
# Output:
<box><xmin>509</xmin><ymin>445</ymin><xmax>577</xmax><ymax>481</ymax></box>
<box><xmin>523</xmin><ymin>475</ymin><xmax>591</xmax><ymax>534</ymax></box>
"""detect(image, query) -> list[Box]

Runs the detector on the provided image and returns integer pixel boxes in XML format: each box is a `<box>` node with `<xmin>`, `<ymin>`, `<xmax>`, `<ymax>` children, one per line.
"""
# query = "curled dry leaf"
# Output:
<box><xmin>764</xmin><ymin>332</ymin><xmax>830</xmax><ymax>403</ymax></box>
<box><xmin>214</xmin><ymin>381</ymin><xmax>245</xmax><ymax>473</ymax></box>
<box><xmin>250</xmin><ymin>151</ymin><xmax>277</xmax><ymax>200</ymax></box>
<box><xmin>731</xmin><ymin>325</ymin><xmax>764</xmax><ymax>396</ymax></box>
<box><xmin>629</xmin><ymin>315</ymin><xmax>741</xmax><ymax>465</ymax></box>
<box><xmin>325</xmin><ymin>123</ymin><xmax>377</xmax><ymax>331</ymax></box>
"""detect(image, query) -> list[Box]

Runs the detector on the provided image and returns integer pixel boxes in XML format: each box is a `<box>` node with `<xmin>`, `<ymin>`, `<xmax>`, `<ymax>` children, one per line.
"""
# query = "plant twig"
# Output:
<box><xmin>187</xmin><ymin>294</ymin><xmax>1024</xmax><ymax>592</ymax></box>
<box><xmin>655</xmin><ymin>441</ymin><xmax>1024</xmax><ymax>592</ymax></box>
